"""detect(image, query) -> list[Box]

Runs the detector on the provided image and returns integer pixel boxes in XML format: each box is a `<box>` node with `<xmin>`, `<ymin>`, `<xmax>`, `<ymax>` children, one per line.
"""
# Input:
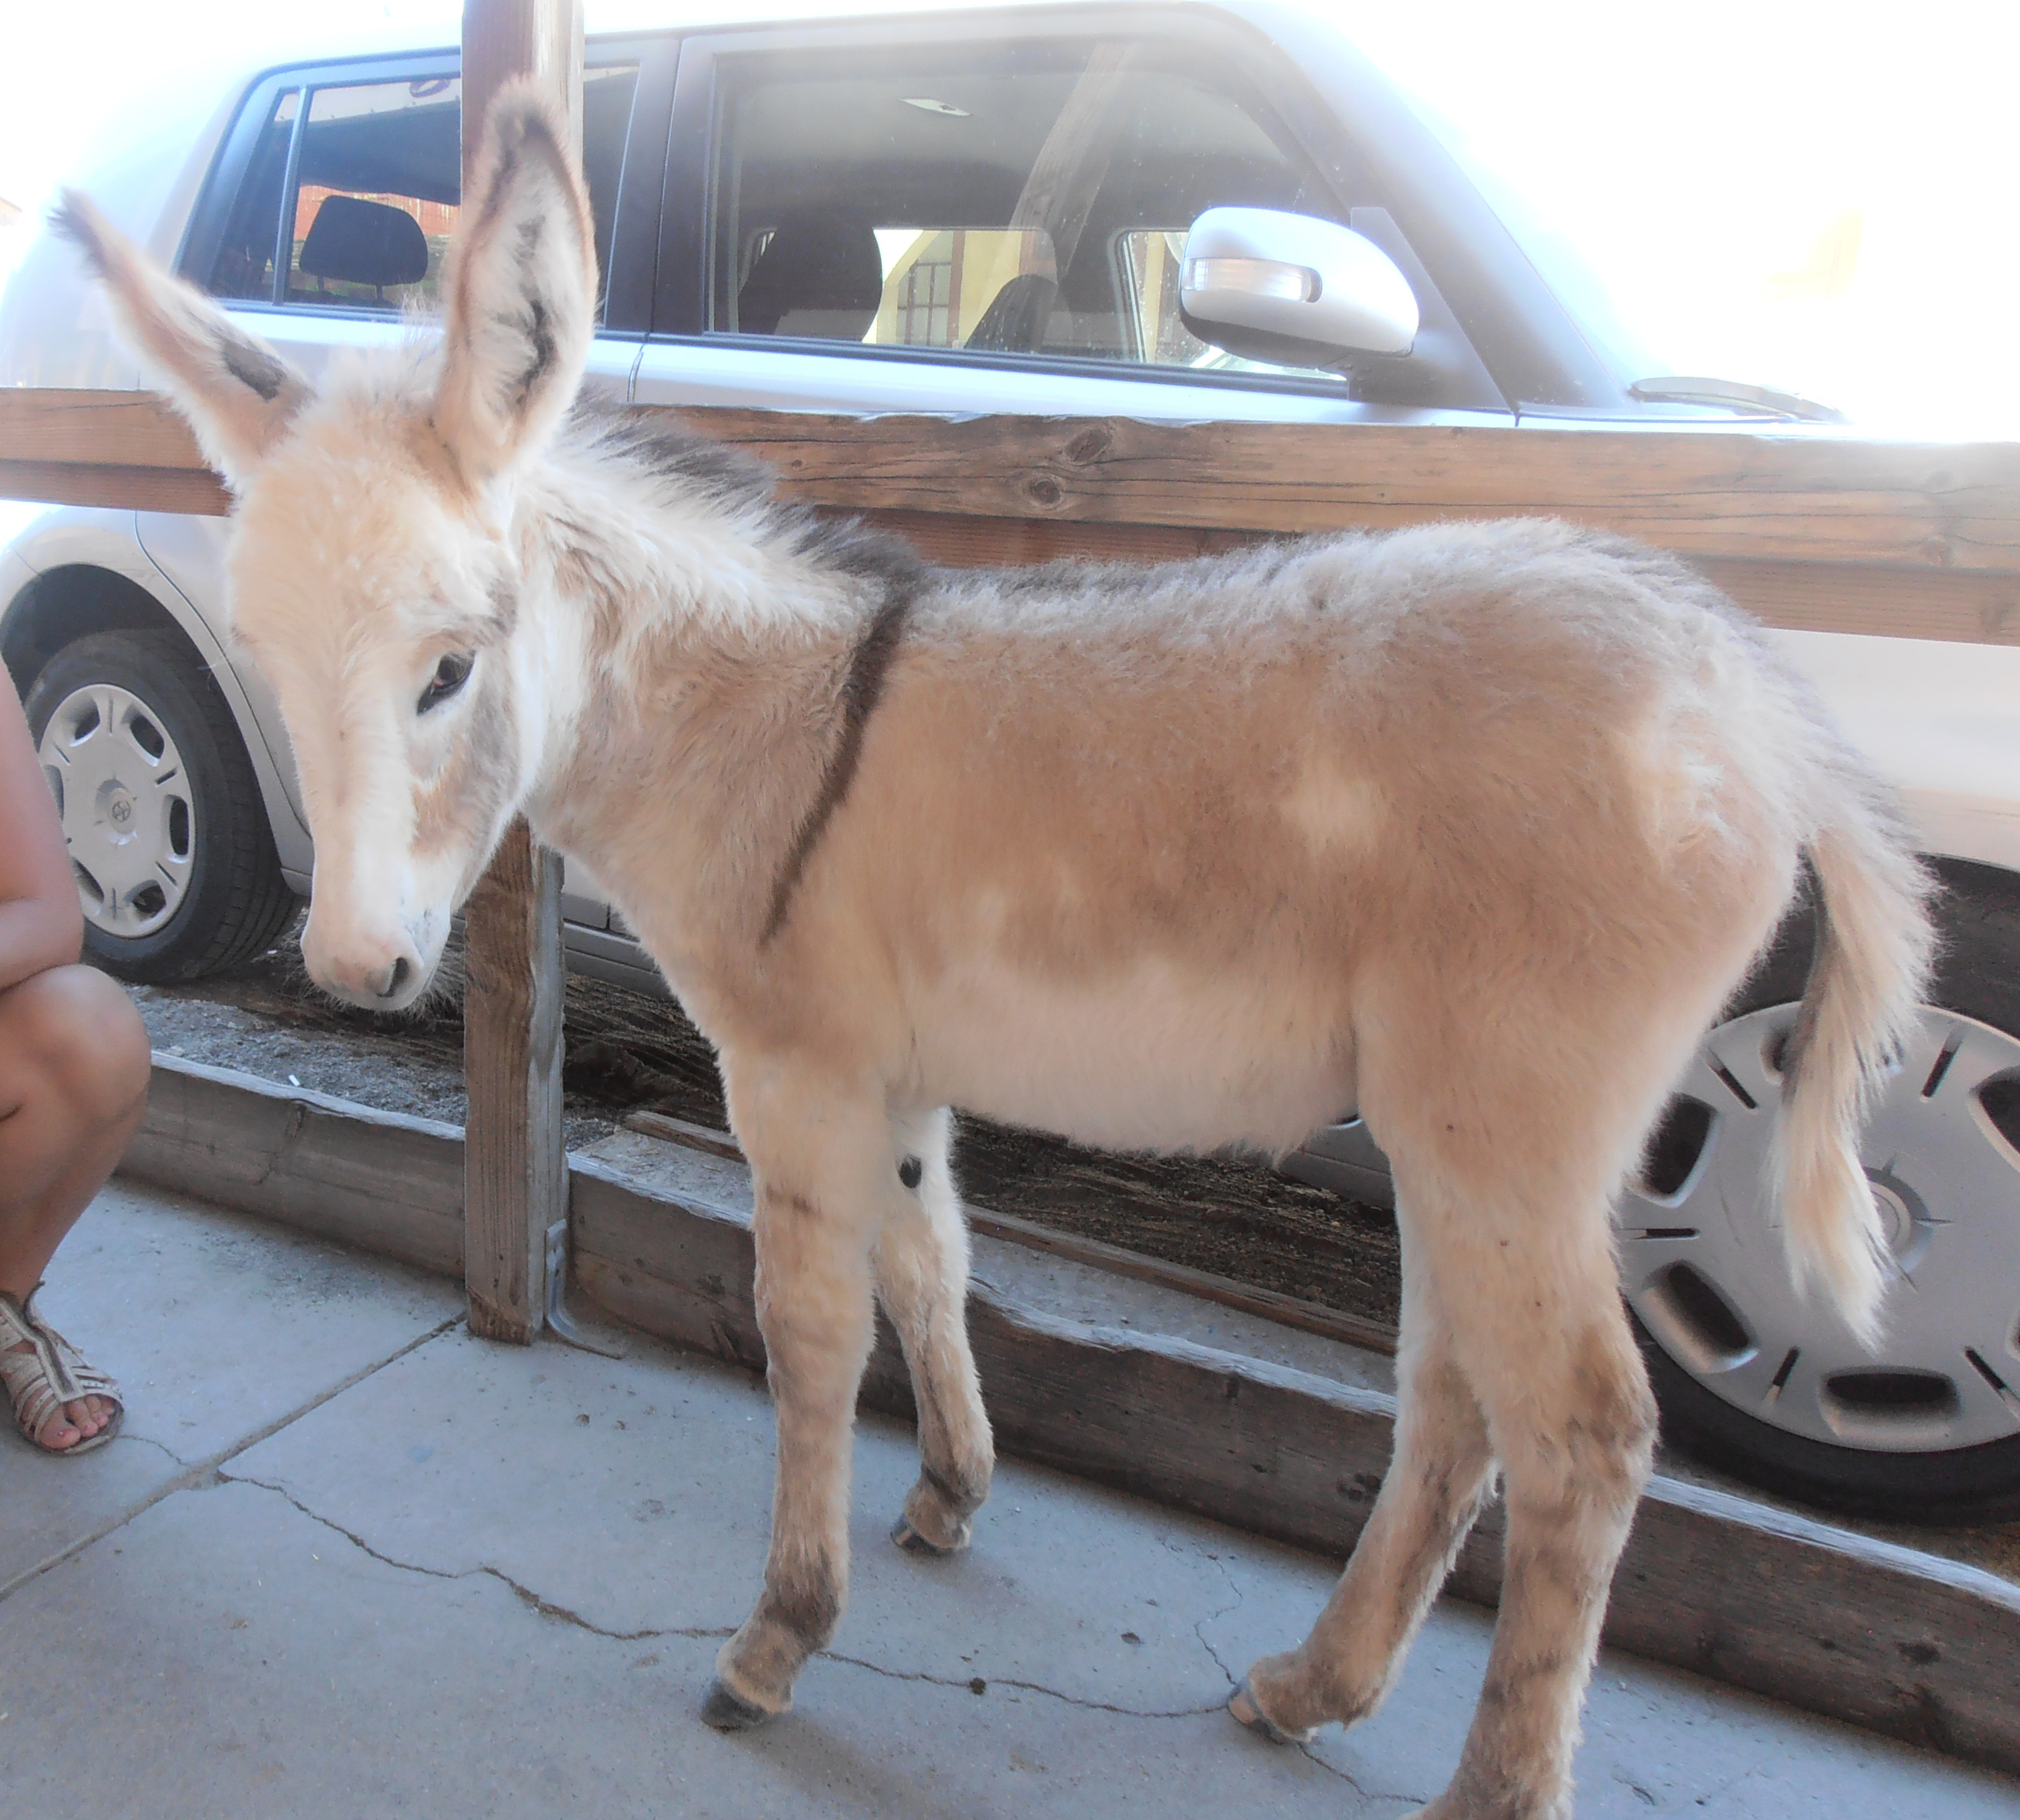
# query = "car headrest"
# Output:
<box><xmin>299</xmin><ymin>196</ymin><xmax>430</xmax><ymax>290</ymax></box>
<box><xmin>737</xmin><ymin>217</ymin><xmax>884</xmax><ymax>340</ymax></box>
<box><xmin>964</xmin><ymin>272</ymin><xmax>1058</xmax><ymax>354</ymax></box>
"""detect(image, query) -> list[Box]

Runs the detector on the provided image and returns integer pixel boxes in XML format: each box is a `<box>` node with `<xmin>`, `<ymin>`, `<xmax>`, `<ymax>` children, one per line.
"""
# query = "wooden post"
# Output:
<box><xmin>458</xmin><ymin>0</ymin><xmax>583</xmax><ymax>1343</ymax></box>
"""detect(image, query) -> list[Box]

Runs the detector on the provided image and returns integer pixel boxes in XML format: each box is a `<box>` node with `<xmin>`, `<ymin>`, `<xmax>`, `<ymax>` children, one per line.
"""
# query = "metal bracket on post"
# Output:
<box><xmin>545</xmin><ymin>1219</ymin><xmax>624</xmax><ymax>1358</ymax></box>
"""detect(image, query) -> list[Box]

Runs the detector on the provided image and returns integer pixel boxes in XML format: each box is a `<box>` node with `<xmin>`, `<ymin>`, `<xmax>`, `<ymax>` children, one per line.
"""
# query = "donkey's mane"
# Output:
<box><xmin>568</xmin><ymin>398</ymin><xmax>930</xmax><ymax>616</ymax></box>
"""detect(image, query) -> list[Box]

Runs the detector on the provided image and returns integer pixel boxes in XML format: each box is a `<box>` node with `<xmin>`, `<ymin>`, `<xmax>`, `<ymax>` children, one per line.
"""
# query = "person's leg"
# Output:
<box><xmin>0</xmin><ymin>964</ymin><xmax>152</xmax><ymax>1451</ymax></box>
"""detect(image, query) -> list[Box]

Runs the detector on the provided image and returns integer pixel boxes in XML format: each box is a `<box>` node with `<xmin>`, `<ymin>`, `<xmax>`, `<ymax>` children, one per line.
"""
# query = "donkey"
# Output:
<box><xmin>64</xmin><ymin>86</ymin><xmax>1931</xmax><ymax>1819</ymax></box>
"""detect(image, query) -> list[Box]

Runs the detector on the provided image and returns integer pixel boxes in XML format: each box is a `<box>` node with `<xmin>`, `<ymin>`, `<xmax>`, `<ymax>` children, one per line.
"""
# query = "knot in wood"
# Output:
<box><xmin>1025</xmin><ymin>474</ymin><xmax>1065</xmax><ymax>508</ymax></box>
<box><xmin>1063</xmin><ymin>426</ymin><xmax>1112</xmax><ymax>464</ymax></box>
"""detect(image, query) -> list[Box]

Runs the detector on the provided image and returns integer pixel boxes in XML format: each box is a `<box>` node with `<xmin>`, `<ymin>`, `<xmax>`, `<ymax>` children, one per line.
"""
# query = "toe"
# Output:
<box><xmin>37</xmin><ymin>1415</ymin><xmax>83</xmax><ymax>1451</ymax></box>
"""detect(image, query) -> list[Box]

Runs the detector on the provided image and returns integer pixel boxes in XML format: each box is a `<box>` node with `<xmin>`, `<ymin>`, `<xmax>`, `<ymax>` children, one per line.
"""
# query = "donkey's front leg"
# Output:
<box><xmin>876</xmin><ymin>1108</ymin><xmax>994</xmax><ymax>1556</ymax></box>
<box><xmin>702</xmin><ymin>1076</ymin><xmax>886</xmax><ymax>1732</ymax></box>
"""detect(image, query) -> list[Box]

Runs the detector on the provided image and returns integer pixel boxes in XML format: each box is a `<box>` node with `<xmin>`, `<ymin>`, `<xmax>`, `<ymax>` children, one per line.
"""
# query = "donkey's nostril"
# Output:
<box><xmin>381</xmin><ymin>956</ymin><xmax>412</xmax><ymax>999</ymax></box>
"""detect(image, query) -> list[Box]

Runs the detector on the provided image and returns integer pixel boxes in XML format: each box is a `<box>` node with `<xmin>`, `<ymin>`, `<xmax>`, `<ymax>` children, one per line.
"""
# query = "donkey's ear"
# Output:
<box><xmin>433</xmin><ymin>83</ymin><xmax>596</xmax><ymax>488</ymax></box>
<box><xmin>54</xmin><ymin>191</ymin><xmax>310</xmax><ymax>489</ymax></box>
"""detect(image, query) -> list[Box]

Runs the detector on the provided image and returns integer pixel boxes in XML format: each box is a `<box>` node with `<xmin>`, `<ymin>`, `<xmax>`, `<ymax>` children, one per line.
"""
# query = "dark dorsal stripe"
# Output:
<box><xmin>761</xmin><ymin>590</ymin><xmax>913</xmax><ymax>945</ymax></box>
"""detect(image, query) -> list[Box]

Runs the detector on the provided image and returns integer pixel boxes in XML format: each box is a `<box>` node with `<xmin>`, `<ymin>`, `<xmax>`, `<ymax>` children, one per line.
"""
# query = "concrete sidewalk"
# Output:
<box><xmin>3</xmin><ymin>1183</ymin><xmax>2015</xmax><ymax>1819</ymax></box>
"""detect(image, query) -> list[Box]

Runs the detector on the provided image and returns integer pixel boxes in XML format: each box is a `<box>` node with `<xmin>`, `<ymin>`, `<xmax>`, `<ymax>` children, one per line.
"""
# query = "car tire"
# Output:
<box><xmin>25</xmin><ymin>628</ymin><xmax>299</xmax><ymax>984</ymax></box>
<box><xmin>1624</xmin><ymin>857</ymin><xmax>2020</xmax><ymax>1523</ymax></box>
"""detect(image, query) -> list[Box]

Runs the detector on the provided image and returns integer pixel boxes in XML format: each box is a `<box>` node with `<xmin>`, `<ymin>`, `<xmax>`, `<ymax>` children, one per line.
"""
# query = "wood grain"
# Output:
<box><xmin>666</xmin><ymin>407</ymin><xmax>2020</xmax><ymax>574</ymax></box>
<box><xmin>461</xmin><ymin>817</ymin><xmax>567</xmax><ymax>1342</ymax></box>
<box><xmin>4</xmin><ymin>387</ymin><xmax>2016</xmax><ymax>642</ymax></box>
<box><xmin>0</xmin><ymin>458</ymin><xmax>229</xmax><ymax>516</ymax></box>
<box><xmin>3</xmin><ymin>387</ymin><xmax>2016</xmax><ymax>567</ymax></box>
<box><xmin>0</xmin><ymin>387</ymin><xmax>216</xmax><ymax>466</ymax></box>
<box><xmin>121</xmin><ymin>1054</ymin><xmax>465</xmax><ymax>1276</ymax></box>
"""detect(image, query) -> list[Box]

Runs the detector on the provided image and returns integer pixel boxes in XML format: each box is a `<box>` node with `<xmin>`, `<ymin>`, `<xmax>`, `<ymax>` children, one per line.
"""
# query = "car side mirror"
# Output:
<box><xmin>1179</xmin><ymin>207</ymin><xmax>1419</xmax><ymax>370</ymax></box>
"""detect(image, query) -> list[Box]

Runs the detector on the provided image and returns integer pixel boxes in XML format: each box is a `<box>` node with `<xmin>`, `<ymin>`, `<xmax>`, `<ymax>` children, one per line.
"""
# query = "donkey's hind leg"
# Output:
<box><xmin>1232</xmin><ymin>1216</ymin><xmax>1496</xmax><ymax>1742</ymax></box>
<box><xmin>1414</xmin><ymin>1186</ymin><xmax>1657</xmax><ymax>1820</ymax></box>
<box><xmin>702</xmin><ymin>1066</ymin><xmax>889</xmax><ymax>1731</ymax></box>
<box><xmin>875</xmin><ymin>1106</ymin><xmax>995</xmax><ymax>1557</ymax></box>
<box><xmin>1422</xmin><ymin>1212</ymin><xmax>1656</xmax><ymax>1810</ymax></box>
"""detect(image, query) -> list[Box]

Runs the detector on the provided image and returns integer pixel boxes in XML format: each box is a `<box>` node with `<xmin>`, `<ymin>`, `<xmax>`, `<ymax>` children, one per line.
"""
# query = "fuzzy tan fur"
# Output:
<box><xmin>67</xmin><ymin>83</ymin><xmax>1934</xmax><ymax>1818</ymax></box>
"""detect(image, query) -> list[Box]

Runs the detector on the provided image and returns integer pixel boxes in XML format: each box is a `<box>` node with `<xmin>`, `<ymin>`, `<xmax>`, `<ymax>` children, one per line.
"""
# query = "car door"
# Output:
<box><xmin>631</xmin><ymin>5</ymin><xmax>1512</xmax><ymax>427</ymax></box>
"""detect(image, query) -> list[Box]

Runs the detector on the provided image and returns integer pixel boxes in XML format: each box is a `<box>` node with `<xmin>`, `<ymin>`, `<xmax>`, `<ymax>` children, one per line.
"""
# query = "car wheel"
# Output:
<box><xmin>1621</xmin><ymin>859</ymin><xmax>2020</xmax><ymax>1523</ymax></box>
<box><xmin>25</xmin><ymin>628</ymin><xmax>299</xmax><ymax>984</ymax></box>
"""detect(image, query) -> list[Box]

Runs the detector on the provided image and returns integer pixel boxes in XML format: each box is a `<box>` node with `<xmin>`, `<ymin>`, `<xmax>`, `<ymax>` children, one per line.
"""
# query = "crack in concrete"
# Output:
<box><xmin>223</xmin><ymin>1483</ymin><xmax>1256</xmax><ymax>1727</ymax></box>
<box><xmin>0</xmin><ymin>1313</ymin><xmax>465</xmax><ymax>1606</ymax></box>
<box><xmin>17</xmin><ymin>1303</ymin><xmax>1412</xmax><ymax>1808</ymax></box>
<box><xmin>1290</xmin><ymin>1736</ymin><xmax>1429</xmax><ymax>1809</ymax></box>
<box><xmin>1193</xmin><ymin>1552</ymin><xmax>1427</xmax><ymax>1809</ymax></box>
<box><xmin>821</xmin><ymin>1649</ymin><xmax>1229</xmax><ymax>1720</ymax></box>
<box><xmin>1194</xmin><ymin>1548</ymin><xmax>1246</xmax><ymax>1690</ymax></box>
<box><xmin>225</xmin><ymin>1472</ymin><xmax>735</xmax><ymax>1646</ymax></box>
<box><xmin>495</xmin><ymin>1572</ymin><xmax>734</xmax><ymax>1645</ymax></box>
<box><xmin>119</xmin><ymin>1431</ymin><xmax>195</xmax><ymax>1469</ymax></box>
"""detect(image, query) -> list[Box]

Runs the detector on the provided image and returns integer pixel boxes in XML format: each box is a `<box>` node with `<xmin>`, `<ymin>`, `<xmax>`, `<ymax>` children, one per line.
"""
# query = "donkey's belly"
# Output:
<box><xmin>910</xmin><ymin>956</ymin><xmax>1354</xmax><ymax>1157</ymax></box>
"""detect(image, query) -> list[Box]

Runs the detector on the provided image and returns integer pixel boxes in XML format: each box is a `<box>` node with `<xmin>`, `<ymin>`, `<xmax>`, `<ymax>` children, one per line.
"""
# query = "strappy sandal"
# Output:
<box><xmin>1</xmin><ymin>1286</ymin><xmax>123</xmax><ymax>1456</ymax></box>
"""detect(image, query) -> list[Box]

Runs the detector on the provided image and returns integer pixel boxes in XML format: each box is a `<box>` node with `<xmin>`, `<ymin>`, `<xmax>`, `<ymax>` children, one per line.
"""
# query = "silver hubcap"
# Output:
<box><xmin>38</xmin><ymin>681</ymin><xmax>195</xmax><ymax>939</ymax></box>
<box><xmin>1620</xmin><ymin>1003</ymin><xmax>2020</xmax><ymax>1454</ymax></box>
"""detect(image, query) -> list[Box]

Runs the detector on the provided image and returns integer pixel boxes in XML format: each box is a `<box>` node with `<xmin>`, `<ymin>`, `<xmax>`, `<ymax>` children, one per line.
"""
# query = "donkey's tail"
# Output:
<box><xmin>1773</xmin><ymin>763</ymin><xmax>1937</xmax><ymax>1345</ymax></box>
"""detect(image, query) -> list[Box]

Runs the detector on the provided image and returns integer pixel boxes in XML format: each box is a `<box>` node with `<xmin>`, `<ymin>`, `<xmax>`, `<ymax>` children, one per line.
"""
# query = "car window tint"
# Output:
<box><xmin>209</xmin><ymin>66</ymin><xmax>638</xmax><ymax>316</ymax></box>
<box><xmin>708</xmin><ymin>40</ymin><xmax>1349</xmax><ymax>382</ymax></box>
<box><xmin>207</xmin><ymin>90</ymin><xmax>299</xmax><ymax>301</ymax></box>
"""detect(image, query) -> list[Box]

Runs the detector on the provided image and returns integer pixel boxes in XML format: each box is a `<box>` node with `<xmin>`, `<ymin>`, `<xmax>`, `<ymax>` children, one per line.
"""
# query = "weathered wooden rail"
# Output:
<box><xmin>6</xmin><ymin>388</ymin><xmax>2018</xmax><ymax>645</ymax></box>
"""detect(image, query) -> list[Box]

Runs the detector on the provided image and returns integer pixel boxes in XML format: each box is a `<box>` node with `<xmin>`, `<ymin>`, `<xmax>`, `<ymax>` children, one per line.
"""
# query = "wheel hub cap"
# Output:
<box><xmin>1620</xmin><ymin>1003</ymin><xmax>2020</xmax><ymax>1454</ymax></box>
<box><xmin>37</xmin><ymin>681</ymin><xmax>195</xmax><ymax>939</ymax></box>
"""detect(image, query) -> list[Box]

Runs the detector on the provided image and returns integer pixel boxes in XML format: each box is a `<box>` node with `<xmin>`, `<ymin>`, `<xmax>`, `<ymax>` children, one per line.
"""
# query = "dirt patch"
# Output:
<box><xmin>127</xmin><ymin>921</ymin><xmax>1405</xmax><ymax>1330</ymax></box>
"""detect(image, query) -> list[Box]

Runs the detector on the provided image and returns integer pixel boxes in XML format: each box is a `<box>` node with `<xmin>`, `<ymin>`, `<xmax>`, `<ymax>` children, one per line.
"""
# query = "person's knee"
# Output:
<box><xmin>3</xmin><ymin>965</ymin><xmax>152</xmax><ymax>1128</ymax></box>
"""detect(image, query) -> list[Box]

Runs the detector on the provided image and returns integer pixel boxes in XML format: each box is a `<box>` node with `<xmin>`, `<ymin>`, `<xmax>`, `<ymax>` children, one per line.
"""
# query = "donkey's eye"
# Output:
<box><xmin>418</xmin><ymin>651</ymin><xmax>474</xmax><ymax>714</ymax></box>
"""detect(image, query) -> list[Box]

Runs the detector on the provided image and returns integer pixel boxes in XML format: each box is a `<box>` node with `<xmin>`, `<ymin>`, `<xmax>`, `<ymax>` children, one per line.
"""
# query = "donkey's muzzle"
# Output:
<box><xmin>303</xmin><ymin>922</ymin><xmax>429</xmax><ymax>1011</ymax></box>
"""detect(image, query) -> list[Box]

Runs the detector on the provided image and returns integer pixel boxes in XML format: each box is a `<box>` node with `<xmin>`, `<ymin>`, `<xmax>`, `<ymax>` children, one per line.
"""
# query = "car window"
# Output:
<box><xmin>287</xmin><ymin>78</ymin><xmax>463</xmax><ymax>310</ymax></box>
<box><xmin>207</xmin><ymin>90</ymin><xmax>299</xmax><ymax>303</ymax></box>
<box><xmin>705</xmin><ymin>39</ymin><xmax>1353</xmax><ymax>384</ymax></box>
<box><xmin>204</xmin><ymin>65</ymin><xmax>640</xmax><ymax>316</ymax></box>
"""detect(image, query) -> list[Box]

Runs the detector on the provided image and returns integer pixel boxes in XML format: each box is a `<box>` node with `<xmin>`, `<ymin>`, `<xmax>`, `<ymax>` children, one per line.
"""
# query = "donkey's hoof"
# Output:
<box><xmin>700</xmin><ymin>1677</ymin><xmax>779</xmax><ymax>1732</ymax></box>
<box><xmin>890</xmin><ymin>1513</ymin><xmax>962</xmax><ymax>1557</ymax></box>
<box><xmin>1228</xmin><ymin>1679</ymin><xmax>1311</xmax><ymax>1746</ymax></box>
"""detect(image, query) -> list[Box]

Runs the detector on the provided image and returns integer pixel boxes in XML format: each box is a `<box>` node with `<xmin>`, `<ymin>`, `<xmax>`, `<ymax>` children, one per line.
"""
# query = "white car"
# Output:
<box><xmin>5</xmin><ymin>1</ymin><xmax>2017</xmax><ymax>1521</ymax></box>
